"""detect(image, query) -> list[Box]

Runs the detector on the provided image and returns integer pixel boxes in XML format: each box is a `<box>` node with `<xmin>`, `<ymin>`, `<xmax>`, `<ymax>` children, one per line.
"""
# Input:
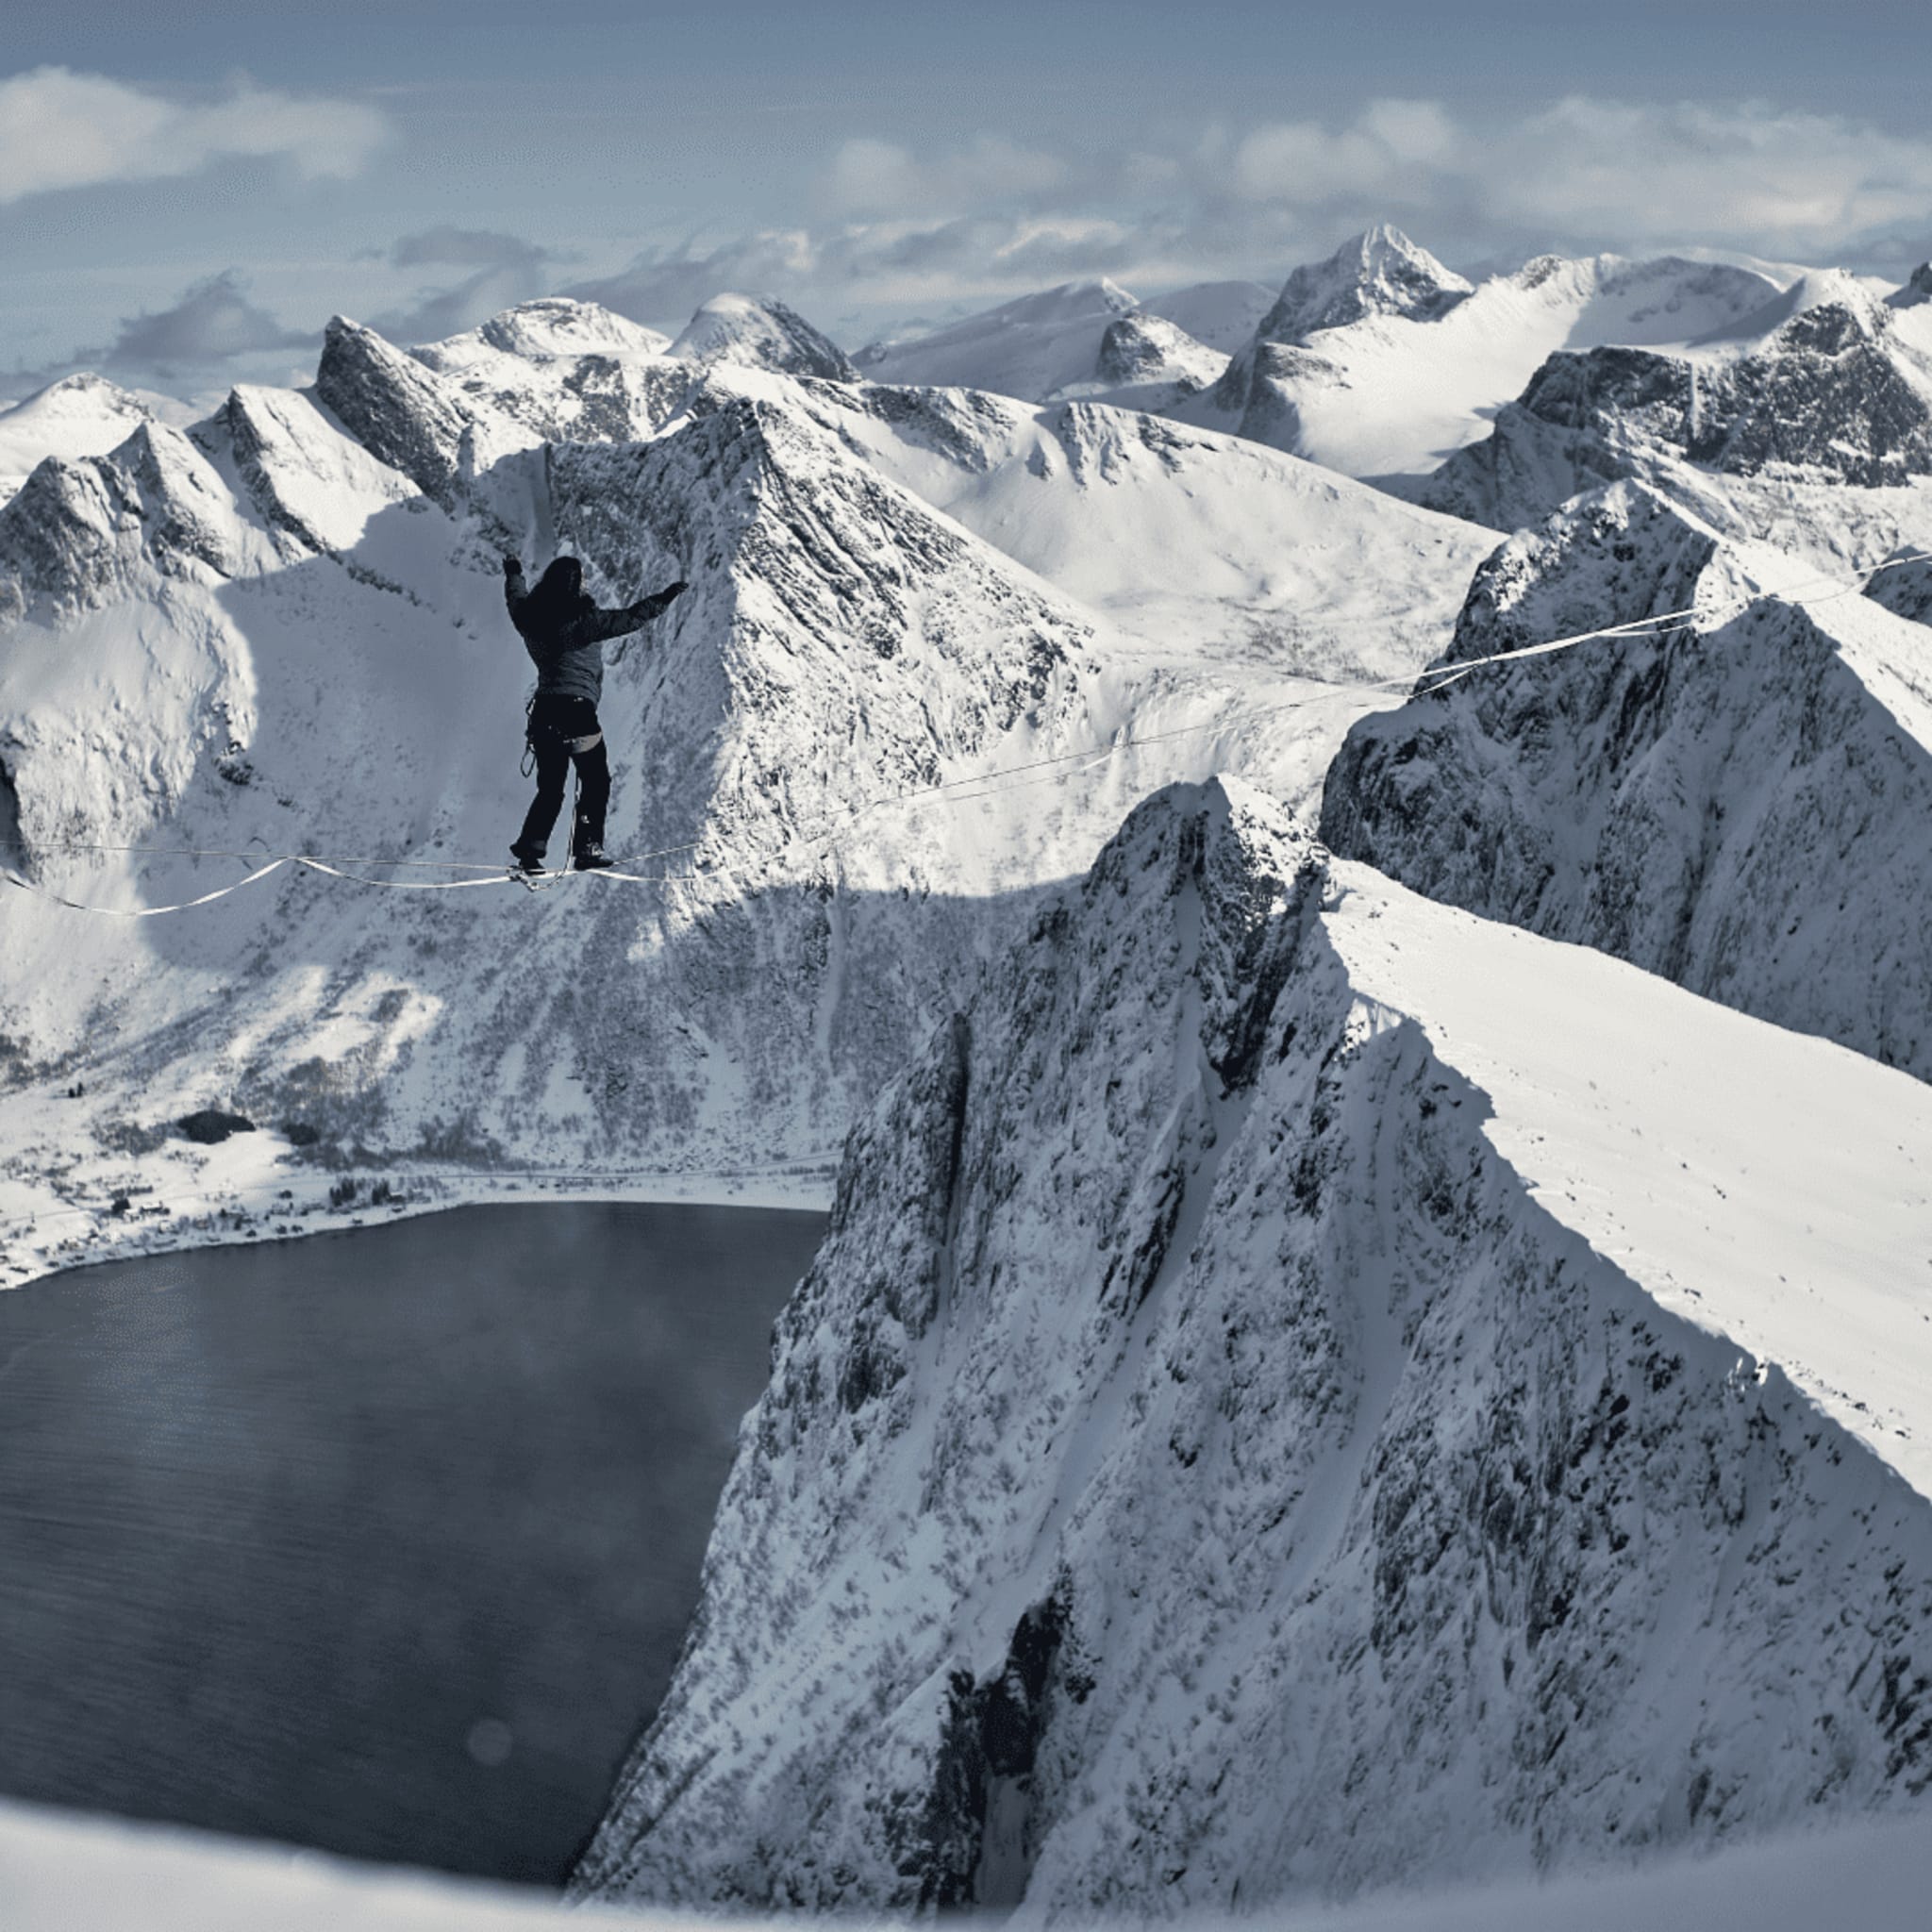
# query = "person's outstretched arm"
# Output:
<box><xmin>503</xmin><ymin>556</ymin><xmax>530</xmax><ymax>625</ymax></box>
<box><xmin>580</xmin><ymin>578</ymin><xmax>689</xmax><ymax>644</ymax></box>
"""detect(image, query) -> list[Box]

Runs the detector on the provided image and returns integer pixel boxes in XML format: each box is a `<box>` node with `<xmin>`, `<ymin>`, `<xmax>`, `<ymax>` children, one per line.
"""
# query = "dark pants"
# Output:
<box><xmin>514</xmin><ymin>695</ymin><xmax>609</xmax><ymax>862</ymax></box>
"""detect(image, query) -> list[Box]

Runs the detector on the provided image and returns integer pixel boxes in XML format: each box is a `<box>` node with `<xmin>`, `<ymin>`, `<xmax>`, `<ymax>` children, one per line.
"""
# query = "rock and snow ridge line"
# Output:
<box><xmin>1323</xmin><ymin>479</ymin><xmax>1932</xmax><ymax>1086</ymax></box>
<box><xmin>0</xmin><ymin>294</ymin><xmax>1489</xmax><ymax>1282</ymax></box>
<box><xmin>6</xmin><ymin>527</ymin><xmax>1924</xmax><ymax>919</ymax></box>
<box><xmin>576</xmin><ymin>776</ymin><xmax>1932</xmax><ymax>1916</ymax></box>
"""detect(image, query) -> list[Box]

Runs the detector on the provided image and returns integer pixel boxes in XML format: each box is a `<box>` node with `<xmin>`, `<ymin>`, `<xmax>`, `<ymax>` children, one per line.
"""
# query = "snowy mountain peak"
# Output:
<box><xmin>985</xmin><ymin>278</ymin><xmax>1140</xmax><ymax>328</ymax></box>
<box><xmin>1696</xmin><ymin>266</ymin><xmax>1890</xmax><ymax>348</ymax></box>
<box><xmin>475</xmin><ymin>297</ymin><xmax>669</xmax><ymax>361</ymax></box>
<box><xmin>1256</xmin><ymin>225</ymin><xmax>1474</xmax><ymax>345</ymax></box>
<box><xmin>668</xmin><ymin>292</ymin><xmax>858</xmax><ymax>383</ymax></box>
<box><xmin>0</xmin><ymin>373</ymin><xmax>161</xmax><ymax>508</ymax></box>
<box><xmin>413</xmin><ymin>298</ymin><xmax>671</xmax><ymax>375</ymax></box>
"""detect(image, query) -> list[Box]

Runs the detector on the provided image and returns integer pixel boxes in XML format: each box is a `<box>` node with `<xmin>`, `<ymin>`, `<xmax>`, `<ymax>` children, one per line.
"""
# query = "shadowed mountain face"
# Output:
<box><xmin>574</xmin><ymin>779</ymin><xmax>1932</xmax><ymax>1916</ymax></box>
<box><xmin>1321</xmin><ymin>480</ymin><xmax>1932</xmax><ymax>1080</ymax></box>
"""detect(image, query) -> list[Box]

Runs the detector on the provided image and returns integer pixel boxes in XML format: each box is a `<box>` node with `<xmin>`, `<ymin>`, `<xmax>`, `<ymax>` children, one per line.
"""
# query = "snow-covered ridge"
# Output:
<box><xmin>0</xmin><ymin>291</ymin><xmax>1483</xmax><ymax>1281</ymax></box>
<box><xmin>1182</xmin><ymin>237</ymin><xmax>1781</xmax><ymax>482</ymax></box>
<box><xmin>1322</xmin><ymin>480</ymin><xmax>1932</xmax><ymax>1080</ymax></box>
<box><xmin>1420</xmin><ymin>272</ymin><xmax>1932</xmax><ymax>539</ymax></box>
<box><xmin>576</xmin><ymin>776</ymin><xmax>1932</xmax><ymax>1915</ymax></box>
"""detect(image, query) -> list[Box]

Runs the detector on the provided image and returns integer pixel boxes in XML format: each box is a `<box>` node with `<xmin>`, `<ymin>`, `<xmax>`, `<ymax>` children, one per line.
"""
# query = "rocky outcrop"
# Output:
<box><xmin>0</xmin><ymin>422</ymin><xmax>241</xmax><ymax>622</ymax></box>
<box><xmin>313</xmin><ymin>315</ymin><xmax>498</xmax><ymax>508</ymax></box>
<box><xmin>1422</xmin><ymin>279</ymin><xmax>1932</xmax><ymax>528</ymax></box>
<box><xmin>575</xmin><ymin>777</ymin><xmax>1932</xmax><ymax>1915</ymax></box>
<box><xmin>1322</xmin><ymin>480</ymin><xmax>1932</xmax><ymax>1079</ymax></box>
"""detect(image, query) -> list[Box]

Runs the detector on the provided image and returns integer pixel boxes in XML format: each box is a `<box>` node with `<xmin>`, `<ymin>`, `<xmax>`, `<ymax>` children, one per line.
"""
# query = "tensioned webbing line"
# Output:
<box><xmin>4</xmin><ymin>545</ymin><xmax>1928</xmax><ymax>914</ymax></box>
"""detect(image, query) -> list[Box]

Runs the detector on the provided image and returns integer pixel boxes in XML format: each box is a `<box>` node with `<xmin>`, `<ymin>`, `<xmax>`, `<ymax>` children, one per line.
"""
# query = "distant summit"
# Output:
<box><xmin>1254</xmin><ymin>225</ymin><xmax>1474</xmax><ymax>345</ymax></box>
<box><xmin>415</xmin><ymin>298</ymin><xmax>671</xmax><ymax>370</ymax></box>
<box><xmin>668</xmin><ymin>293</ymin><xmax>858</xmax><ymax>384</ymax></box>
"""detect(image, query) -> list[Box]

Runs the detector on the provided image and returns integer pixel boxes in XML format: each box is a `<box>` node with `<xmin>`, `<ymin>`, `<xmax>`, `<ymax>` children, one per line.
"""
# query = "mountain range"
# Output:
<box><xmin>5</xmin><ymin>223</ymin><xmax>1932</xmax><ymax>1916</ymax></box>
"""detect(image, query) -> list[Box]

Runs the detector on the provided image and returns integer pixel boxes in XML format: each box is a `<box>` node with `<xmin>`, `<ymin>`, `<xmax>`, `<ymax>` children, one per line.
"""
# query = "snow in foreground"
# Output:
<box><xmin>3</xmin><ymin>1799</ymin><xmax>1930</xmax><ymax>1932</ymax></box>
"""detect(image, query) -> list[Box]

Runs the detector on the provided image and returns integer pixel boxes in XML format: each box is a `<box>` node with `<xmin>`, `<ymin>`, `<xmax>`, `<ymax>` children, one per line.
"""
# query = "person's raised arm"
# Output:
<box><xmin>582</xmin><ymin>578</ymin><xmax>689</xmax><ymax>644</ymax></box>
<box><xmin>502</xmin><ymin>555</ymin><xmax>529</xmax><ymax>623</ymax></box>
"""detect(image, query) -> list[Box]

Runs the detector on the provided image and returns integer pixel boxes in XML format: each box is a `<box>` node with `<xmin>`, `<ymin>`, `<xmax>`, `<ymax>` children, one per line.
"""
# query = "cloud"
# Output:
<box><xmin>0</xmin><ymin>66</ymin><xmax>387</xmax><ymax>204</ymax></box>
<box><xmin>374</xmin><ymin>227</ymin><xmax>561</xmax><ymax>343</ymax></box>
<box><xmin>1222</xmin><ymin>97</ymin><xmax>1932</xmax><ymax>258</ymax></box>
<box><xmin>565</xmin><ymin>232</ymin><xmax>820</xmax><ymax>330</ymax></box>
<box><xmin>3</xmin><ymin>272</ymin><xmax>314</xmax><ymax>395</ymax></box>
<box><xmin>104</xmin><ymin>273</ymin><xmax>314</xmax><ymax>372</ymax></box>
<box><xmin>388</xmin><ymin>226</ymin><xmax>549</xmax><ymax>274</ymax></box>
<box><xmin>822</xmin><ymin>134</ymin><xmax>1070</xmax><ymax>216</ymax></box>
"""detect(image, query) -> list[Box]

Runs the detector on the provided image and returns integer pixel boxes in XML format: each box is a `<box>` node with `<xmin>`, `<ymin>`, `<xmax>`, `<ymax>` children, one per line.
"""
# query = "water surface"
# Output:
<box><xmin>0</xmin><ymin>1199</ymin><xmax>824</xmax><ymax>1884</ymax></box>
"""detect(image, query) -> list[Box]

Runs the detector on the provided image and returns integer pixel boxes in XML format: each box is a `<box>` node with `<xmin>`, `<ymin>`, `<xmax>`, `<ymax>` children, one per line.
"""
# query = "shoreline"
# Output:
<box><xmin>0</xmin><ymin>1144</ymin><xmax>837</xmax><ymax>1292</ymax></box>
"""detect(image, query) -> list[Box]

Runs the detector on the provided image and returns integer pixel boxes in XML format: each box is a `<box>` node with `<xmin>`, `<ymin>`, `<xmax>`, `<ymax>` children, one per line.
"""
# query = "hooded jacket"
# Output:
<box><xmin>505</xmin><ymin>557</ymin><xmax>683</xmax><ymax>707</ymax></box>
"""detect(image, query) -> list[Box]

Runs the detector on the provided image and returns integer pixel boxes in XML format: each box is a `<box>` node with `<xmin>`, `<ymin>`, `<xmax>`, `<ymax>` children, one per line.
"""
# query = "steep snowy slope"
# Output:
<box><xmin>1186</xmin><ymin>237</ymin><xmax>1779</xmax><ymax>484</ymax></box>
<box><xmin>784</xmin><ymin>376</ymin><xmax>1497</xmax><ymax>813</ymax></box>
<box><xmin>0</xmin><ymin>375</ymin><xmax>165</xmax><ymax>508</ymax></box>
<box><xmin>668</xmin><ymin>293</ymin><xmax>858</xmax><ymax>383</ymax></box>
<box><xmin>576</xmin><ymin>778</ymin><xmax>1932</xmax><ymax>1916</ymax></box>
<box><xmin>1322</xmin><ymin>481</ymin><xmax>1932</xmax><ymax>1080</ymax></box>
<box><xmin>1421</xmin><ymin>273</ymin><xmax>1932</xmax><ymax>559</ymax></box>
<box><xmin>0</xmin><ymin>306</ymin><xmax>1490</xmax><ymax>1278</ymax></box>
<box><xmin>854</xmin><ymin>280</ymin><xmax>1225</xmax><ymax>408</ymax></box>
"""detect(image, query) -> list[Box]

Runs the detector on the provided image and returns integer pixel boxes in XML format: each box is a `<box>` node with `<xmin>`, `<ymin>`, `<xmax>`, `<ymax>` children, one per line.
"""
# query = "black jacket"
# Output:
<box><xmin>505</xmin><ymin>558</ymin><xmax>683</xmax><ymax>706</ymax></box>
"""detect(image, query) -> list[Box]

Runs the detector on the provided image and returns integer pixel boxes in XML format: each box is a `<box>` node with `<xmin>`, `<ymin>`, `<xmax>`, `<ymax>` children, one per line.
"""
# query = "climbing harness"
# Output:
<box><xmin>5</xmin><ymin>543</ymin><xmax>1929</xmax><ymax>918</ymax></box>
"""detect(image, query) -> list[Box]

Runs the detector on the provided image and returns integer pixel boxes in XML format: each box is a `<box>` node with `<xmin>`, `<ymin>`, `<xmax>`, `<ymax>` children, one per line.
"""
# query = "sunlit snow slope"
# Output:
<box><xmin>1185</xmin><ymin>233</ymin><xmax>1780</xmax><ymax>486</ymax></box>
<box><xmin>1323</xmin><ymin>480</ymin><xmax>1932</xmax><ymax>1081</ymax></box>
<box><xmin>0</xmin><ymin>301</ymin><xmax>1483</xmax><ymax>1280</ymax></box>
<box><xmin>576</xmin><ymin>778</ymin><xmax>1932</xmax><ymax>1916</ymax></box>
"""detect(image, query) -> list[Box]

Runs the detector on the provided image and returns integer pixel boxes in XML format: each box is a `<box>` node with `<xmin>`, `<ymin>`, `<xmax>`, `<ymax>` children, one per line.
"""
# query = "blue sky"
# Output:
<box><xmin>4</xmin><ymin>0</ymin><xmax>1930</xmax><ymax>400</ymax></box>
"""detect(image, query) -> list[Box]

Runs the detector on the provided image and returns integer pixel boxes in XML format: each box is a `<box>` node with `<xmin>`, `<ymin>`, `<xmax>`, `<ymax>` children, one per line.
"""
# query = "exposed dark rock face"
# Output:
<box><xmin>313</xmin><ymin>316</ymin><xmax>482</xmax><ymax>508</ymax></box>
<box><xmin>1422</xmin><ymin>287</ymin><xmax>1932</xmax><ymax>527</ymax></box>
<box><xmin>1888</xmin><ymin>263</ymin><xmax>1932</xmax><ymax>310</ymax></box>
<box><xmin>0</xmin><ymin>424</ymin><xmax>236</xmax><ymax>622</ymax></box>
<box><xmin>572</xmin><ymin>777</ymin><xmax>1932</xmax><ymax>1916</ymax></box>
<box><xmin>175</xmin><ymin>1108</ymin><xmax>256</xmax><ymax>1144</ymax></box>
<box><xmin>1322</xmin><ymin>480</ymin><xmax>1932</xmax><ymax>1079</ymax></box>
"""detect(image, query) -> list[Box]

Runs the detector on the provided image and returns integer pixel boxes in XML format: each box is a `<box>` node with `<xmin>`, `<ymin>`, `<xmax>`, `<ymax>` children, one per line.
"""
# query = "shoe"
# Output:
<box><xmin>572</xmin><ymin>845</ymin><xmax>616</xmax><ymax>873</ymax></box>
<box><xmin>509</xmin><ymin>846</ymin><xmax>546</xmax><ymax>875</ymax></box>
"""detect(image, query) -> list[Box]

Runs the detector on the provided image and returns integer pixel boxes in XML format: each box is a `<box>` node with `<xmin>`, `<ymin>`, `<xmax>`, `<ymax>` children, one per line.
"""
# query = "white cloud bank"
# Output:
<box><xmin>1222</xmin><ymin>97</ymin><xmax>1932</xmax><ymax>256</ymax></box>
<box><xmin>0</xmin><ymin>67</ymin><xmax>387</xmax><ymax>204</ymax></box>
